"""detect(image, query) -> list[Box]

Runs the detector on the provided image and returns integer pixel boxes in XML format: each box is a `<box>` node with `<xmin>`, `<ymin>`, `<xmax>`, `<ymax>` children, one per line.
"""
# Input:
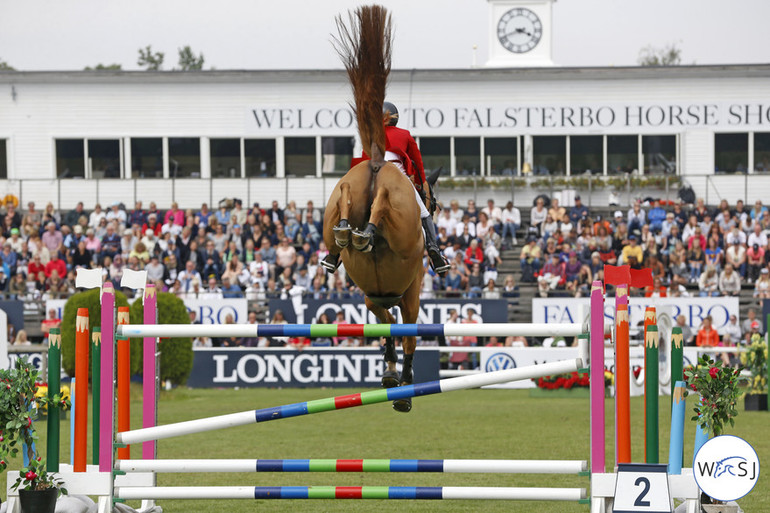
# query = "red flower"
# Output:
<box><xmin>709</xmin><ymin>367</ymin><xmax>719</xmax><ymax>379</ymax></box>
<box><xmin>25</xmin><ymin>471</ymin><xmax>37</xmax><ymax>481</ymax></box>
<box><xmin>690</xmin><ymin>384</ymin><xmax>697</xmax><ymax>390</ymax></box>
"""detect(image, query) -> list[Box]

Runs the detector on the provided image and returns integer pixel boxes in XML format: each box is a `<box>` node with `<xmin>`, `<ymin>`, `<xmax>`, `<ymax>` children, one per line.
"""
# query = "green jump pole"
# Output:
<box><xmin>645</xmin><ymin>325</ymin><xmax>659</xmax><ymax>464</ymax></box>
<box><xmin>670</xmin><ymin>327</ymin><xmax>684</xmax><ymax>407</ymax></box>
<box><xmin>46</xmin><ymin>328</ymin><xmax>61</xmax><ymax>473</ymax></box>
<box><xmin>92</xmin><ymin>328</ymin><xmax>101</xmax><ymax>466</ymax></box>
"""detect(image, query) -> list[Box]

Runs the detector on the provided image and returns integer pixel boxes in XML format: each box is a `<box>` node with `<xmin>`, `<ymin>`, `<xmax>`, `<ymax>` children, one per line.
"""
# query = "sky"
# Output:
<box><xmin>0</xmin><ymin>0</ymin><xmax>768</xmax><ymax>71</ymax></box>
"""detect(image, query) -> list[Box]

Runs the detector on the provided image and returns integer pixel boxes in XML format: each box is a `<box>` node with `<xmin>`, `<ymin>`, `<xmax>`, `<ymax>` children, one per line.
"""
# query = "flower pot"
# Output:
<box><xmin>18</xmin><ymin>487</ymin><xmax>58</xmax><ymax>513</ymax></box>
<box><xmin>744</xmin><ymin>393</ymin><xmax>768</xmax><ymax>411</ymax></box>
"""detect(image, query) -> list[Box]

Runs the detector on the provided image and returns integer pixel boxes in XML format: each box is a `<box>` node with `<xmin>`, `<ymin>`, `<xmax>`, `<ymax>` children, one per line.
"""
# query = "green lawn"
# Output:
<box><xmin>3</xmin><ymin>386</ymin><xmax>768</xmax><ymax>512</ymax></box>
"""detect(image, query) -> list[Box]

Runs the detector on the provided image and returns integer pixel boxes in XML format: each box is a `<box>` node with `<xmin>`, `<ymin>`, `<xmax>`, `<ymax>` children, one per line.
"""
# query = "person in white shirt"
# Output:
<box><xmin>725</xmin><ymin>227</ymin><xmax>747</xmax><ymax>246</ymax></box>
<box><xmin>105</xmin><ymin>202</ymin><xmax>127</xmax><ymax>226</ymax></box>
<box><xmin>436</xmin><ymin>208</ymin><xmax>457</xmax><ymax>237</ymax></box>
<box><xmin>481</xmin><ymin>199</ymin><xmax>503</xmax><ymax>230</ymax></box>
<box><xmin>529</xmin><ymin>197</ymin><xmax>547</xmax><ymax>232</ymax></box>
<box><xmin>501</xmin><ymin>201</ymin><xmax>521</xmax><ymax>247</ymax></box>
<box><xmin>627</xmin><ymin>202</ymin><xmax>646</xmax><ymax>233</ymax></box>
<box><xmin>747</xmin><ymin>223</ymin><xmax>768</xmax><ymax>249</ymax></box>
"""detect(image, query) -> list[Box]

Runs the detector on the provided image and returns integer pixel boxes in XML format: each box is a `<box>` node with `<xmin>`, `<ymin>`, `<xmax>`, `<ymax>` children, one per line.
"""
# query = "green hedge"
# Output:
<box><xmin>129</xmin><ymin>292</ymin><xmax>193</xmax><ymax>385</ymax></box>
<box><xmin>61</xmin><ymin>290</ymin><xmax>193</xmax><ymax>385</ymax></box>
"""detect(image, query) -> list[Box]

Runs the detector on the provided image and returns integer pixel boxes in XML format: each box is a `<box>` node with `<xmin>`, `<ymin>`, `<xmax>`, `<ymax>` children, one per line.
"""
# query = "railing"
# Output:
<box><xmin>3</xmin><ymin>173</ymin><xmax>770</xmax><ymax>211</ymax></box>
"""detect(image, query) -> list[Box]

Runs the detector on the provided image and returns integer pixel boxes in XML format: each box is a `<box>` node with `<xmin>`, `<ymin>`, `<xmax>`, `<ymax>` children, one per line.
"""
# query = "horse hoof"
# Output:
<box><xmin>381</xmin><ymin>370</ymin><xmax>400</xmax><ymax>388</ymax></box>
<box><xmin>351</xmin><ymin>229</ymin><xmax>373</xmax><ymax>252</ymax></box>
<box><xmin>333</xmin><ymin>224</ymin><xmax>351</xmax><ymax>248</ymax></box>
<box><xmin>392</xmin><ymin>398</ymin><xmax>412</xmax><ymax>413</ymax></box>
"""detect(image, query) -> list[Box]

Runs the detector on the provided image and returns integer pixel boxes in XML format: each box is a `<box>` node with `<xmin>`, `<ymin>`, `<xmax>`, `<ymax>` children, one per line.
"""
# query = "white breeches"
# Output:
<box><xmin>385</xmin><ymin>152</ymin><xmax>429</xmax><ymax>219</ymax></box>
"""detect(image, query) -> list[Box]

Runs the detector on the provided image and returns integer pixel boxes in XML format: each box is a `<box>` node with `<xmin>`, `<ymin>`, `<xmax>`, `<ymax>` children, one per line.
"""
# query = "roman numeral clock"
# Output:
<box><xmin>486</xmin><ymin>0</ymin><xmax>555</xmax><ymax>67</ymax></box>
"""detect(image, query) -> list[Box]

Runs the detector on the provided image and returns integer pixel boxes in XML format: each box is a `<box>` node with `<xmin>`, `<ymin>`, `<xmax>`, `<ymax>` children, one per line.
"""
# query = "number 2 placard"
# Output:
<box><xmin>612</xmin><ymin>464</ymin><xmax>672</xmax><ymax>513</ymax></box>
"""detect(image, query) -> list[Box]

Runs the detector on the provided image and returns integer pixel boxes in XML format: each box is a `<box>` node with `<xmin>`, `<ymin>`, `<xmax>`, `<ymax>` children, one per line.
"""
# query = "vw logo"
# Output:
<box><xmin>485</xmin><ymin>353</ymin><xmax>516</xmax><ymax>372</ymax></box>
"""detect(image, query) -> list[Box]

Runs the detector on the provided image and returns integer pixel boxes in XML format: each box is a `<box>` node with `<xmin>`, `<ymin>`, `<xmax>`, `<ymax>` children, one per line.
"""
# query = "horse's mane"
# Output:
<box><xmin>333</xmin><ymin>5</ymin><xmax>392</xmax><ymax>165</ymax></box>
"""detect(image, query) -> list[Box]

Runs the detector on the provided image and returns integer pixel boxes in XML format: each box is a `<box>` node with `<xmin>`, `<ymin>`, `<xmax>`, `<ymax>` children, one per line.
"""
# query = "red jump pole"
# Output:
<box><xmin>74</xmin><ymin>308</ymin><xmax>90</xmax><ymax>472</ymax></box>
<box><xmin>117</xmin><ymin>306</ymin><xmax>131</xmax><ymax>460</ymax></box>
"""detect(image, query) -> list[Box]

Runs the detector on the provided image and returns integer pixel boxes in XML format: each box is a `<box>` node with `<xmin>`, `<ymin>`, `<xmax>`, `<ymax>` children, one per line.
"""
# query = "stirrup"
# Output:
<box><xmin>428</xmin><ymin>250</ymin><xmax>450</xmax><ymax>275</ymax></box>
<box><xmin>320</xmin><ymin>254</ymin><xmax>340</xmax><ymax>273</ymax></box>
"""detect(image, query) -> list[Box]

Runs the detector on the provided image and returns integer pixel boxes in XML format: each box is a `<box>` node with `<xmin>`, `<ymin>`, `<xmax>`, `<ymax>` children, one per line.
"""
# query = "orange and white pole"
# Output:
<box><xmin>74</xmin><ymin>308</ymin><xmax>89</xmax><ymax>472</ymax></box>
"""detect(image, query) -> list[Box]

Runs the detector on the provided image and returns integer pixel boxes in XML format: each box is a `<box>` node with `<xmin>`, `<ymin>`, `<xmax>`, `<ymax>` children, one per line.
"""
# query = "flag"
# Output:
<box><xmin>75</xmin><ymin>268</ymin><xmax>102</xmax><ymax>289</ymax></box>
<box><xmin>121</xmin><ymin>269</ymin><xmax>148</xmax><ymax>290</ymax></box>
<box><xmin>630</xmin><ymin>267</ymin><xmax>653</xmax><ymax>288</ymax></box>
<box><xmin>603</xmin><ymin>264</ymin><xmax>630</xmax><ymax>286</ymax></box>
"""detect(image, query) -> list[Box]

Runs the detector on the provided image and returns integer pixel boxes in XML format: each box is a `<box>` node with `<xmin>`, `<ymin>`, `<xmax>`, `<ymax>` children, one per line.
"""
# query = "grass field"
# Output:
<box><xmin>3</xmin><ymin>385</ymin><xmax>769</xmax><ymax>512</ymax></box>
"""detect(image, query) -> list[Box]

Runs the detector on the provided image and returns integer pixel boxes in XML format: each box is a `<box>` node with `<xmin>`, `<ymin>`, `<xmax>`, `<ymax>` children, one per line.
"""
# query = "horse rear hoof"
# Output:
<box><xmin>333</xmin><ymin>224</ymin><xmax>351</xmax><ymax>248</ymax></box>
<box><xmin>392</xmin><ymin>398</ymin><xmax>412</xmax><ymax>413</ymax></box>
<box><xmin>381</xmin><ymin>370</ymin><xmax>400</xmax><ymax>388</ymax></box>
<box><xmin>351</xmin><ymin>230</ymin><xmax>373</xmax><ymax>252</ymax></box>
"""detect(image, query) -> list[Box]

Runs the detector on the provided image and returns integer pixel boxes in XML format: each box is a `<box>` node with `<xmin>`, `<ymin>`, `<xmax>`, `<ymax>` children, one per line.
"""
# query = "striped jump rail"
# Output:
<box><xmin>117</xmin><ymin>458</ymin><xmax>588</xmax><ymax>474</ymax></box>
<box><xmin>117</xmin><ymin>485</ymin><xmax>587</xmax><ymax>501</ymax></box>
<box><xmin>117</xmin><ymin>358</ymin><xmax>582</xmax><ymax>445</ymax></box>
<box><xmin>117</xmin><ymin>322</ymin><xmax>597</xmax><ymax>339</ymax></box>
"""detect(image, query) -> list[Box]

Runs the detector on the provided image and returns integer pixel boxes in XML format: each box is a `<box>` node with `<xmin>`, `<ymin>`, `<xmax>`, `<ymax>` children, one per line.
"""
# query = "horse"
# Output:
<box><xmin>323</xmin><ymin>5</ymin><xmax>427</xmax><ymax>412</ymax></box>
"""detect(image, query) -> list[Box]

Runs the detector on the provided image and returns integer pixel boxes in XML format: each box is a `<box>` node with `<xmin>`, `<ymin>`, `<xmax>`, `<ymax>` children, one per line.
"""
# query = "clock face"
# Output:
<box><xmin>497</xmin><ymin>7</ymin><xmax>543</xmax><ymax>54</ymax></box>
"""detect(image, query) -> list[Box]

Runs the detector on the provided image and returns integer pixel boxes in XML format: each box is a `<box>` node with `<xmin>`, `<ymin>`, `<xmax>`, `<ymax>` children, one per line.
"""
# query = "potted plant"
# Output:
<box><xmin>684</xmin><ymin>355</ymin><xmax>746</xmax><ymax>512</ymax></box>
<box><xmin>740</xmin><ymin>334</ymin><xmax>768</xmax><ymax>411</ymax></box>
<box><xmin>1</xmin><ymin>357</ymin><xmax>69</xmax><ymax>513</ymax></box>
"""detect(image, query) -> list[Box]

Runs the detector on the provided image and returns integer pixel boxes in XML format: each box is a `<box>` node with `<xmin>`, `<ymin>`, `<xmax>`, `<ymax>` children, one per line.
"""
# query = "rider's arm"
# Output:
<box><xmin>406</xmin><ymin>134</ymin><xmax>426</xmax><ymax>186</ymax></box>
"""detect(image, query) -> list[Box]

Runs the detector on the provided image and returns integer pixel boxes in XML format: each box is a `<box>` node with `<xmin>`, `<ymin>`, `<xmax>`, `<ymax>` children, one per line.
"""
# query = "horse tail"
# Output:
<box><xmin>334</xmin><ymin>5</ymin><xmax>392</xmax><ymax>167</ymax></box>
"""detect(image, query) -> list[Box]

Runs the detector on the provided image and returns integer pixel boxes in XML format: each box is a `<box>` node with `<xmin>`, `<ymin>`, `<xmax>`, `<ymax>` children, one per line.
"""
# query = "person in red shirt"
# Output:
<box><xmin>322</xmin><ymin>102</ymin><xmax>449</xmax><ymax>276</ymax></box>
<box><xmin>695</xmin><ymin>316</ymin><xmax>720</xmax><ymax>347</ymax></box>
<box><xmin>44</xmin><ymin>253</ymin><xmax>67</xmax><ymax>279</ymax></box>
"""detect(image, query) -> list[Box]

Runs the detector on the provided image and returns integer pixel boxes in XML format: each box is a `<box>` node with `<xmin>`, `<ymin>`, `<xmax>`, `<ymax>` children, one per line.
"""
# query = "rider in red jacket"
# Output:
<box><xmin>322</xmin><ymin>102</ymin><xmax>449</xmax><ymax>276</ymax></box>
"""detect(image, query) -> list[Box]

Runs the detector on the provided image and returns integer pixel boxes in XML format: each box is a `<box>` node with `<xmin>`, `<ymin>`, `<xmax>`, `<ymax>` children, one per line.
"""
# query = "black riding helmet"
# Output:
<box><xmin>383</xmin><ymin>101</ymin><xmax>398</xmax><ymax>126</ymax></box>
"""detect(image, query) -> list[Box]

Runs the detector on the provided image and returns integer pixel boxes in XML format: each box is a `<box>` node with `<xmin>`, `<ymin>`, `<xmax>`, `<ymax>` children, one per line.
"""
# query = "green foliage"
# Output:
<box><xmin>740</xmin><ymin>335</ymin><xmax>768</xmax><ymax>394</ymax></box>
<box><xmin>638</xmin><ymin>43</ymin><xmax>682</xmax><ymax>66</ymax></box>
<box><xmin>138</xmin><ymin>45</ymin><xmax>164</xmax><ymax>71</ymax></box>
<box><xmin>61</xmin><ymin>289</ymin><xmax>133</xmax><ymax>377</ymax></box>
<box><xmin>1</xmin><ymin>358</ymin><xmax>69</xmax><ymax>493</ymax></box>
<box><xmin>129</xmin><ymin>292</ymin><xmax>193</xmax><ymax>385</ymax></box>
<box><xmin>684</xmin><ymin>355</ymin><xmax>745</xmax><ymax>436</ymax></box>
<box><xmin>0</xmin><ymin>59</ymin><xmax>14</xmax><ymax>71</ymax></box>
<box><xmin>84</xmin><ymin>63</ymin><xmax>122</xmax><ymax>71</ymax></box>
<box><xmin>177</xmin><ymin>45</ymin><xmax>204</xmax><ymax>71</ymax></box>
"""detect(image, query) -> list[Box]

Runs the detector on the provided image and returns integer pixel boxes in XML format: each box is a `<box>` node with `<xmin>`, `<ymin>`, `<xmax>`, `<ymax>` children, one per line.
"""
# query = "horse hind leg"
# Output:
<box><xmin>364</xmin><ymin>297</ymin><xmax>400</xmax><ymax>388</ymax></box>
<box><xmin>333</xmin><ymin>182</ymin><xmax>352</xmax><ymax>248</ymax></box>
<box><xmin>352</xmin><ymin>180</ymin><xmax>388</xmax><ymax>252</ymax></box>
<box><xmin>391</xmin><ymin>276</ymin><xmax>422</xmax><ymax>413</ymax></box>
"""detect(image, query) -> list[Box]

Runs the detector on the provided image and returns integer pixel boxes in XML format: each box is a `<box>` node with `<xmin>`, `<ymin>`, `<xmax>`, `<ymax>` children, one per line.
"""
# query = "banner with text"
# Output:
<box><xmin>268</xmin><ymin>298</ymin><xmax>507</xmax><ymax>325</ymax></box>
<box><xmin>46</xmin><ymin>298</ymin><xmax>248</xmax><ymax>325</ymax></box>
<box><xmin>187</xmin><ymin>348</ymin><xmax>440</xmax><ymax>388</ymax></box>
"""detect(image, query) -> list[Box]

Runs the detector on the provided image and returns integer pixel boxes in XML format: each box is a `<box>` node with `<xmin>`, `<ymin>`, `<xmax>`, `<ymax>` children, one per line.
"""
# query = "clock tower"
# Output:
<box><xmin>486</xmin><ymin>0</ymin><xmax>555</xmax><ymax>67</ymax></box>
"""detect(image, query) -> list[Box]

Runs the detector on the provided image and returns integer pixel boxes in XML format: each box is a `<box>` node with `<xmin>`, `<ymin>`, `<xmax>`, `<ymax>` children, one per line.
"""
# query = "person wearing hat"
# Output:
<box><xmin>741</xmin><ymin>309</ymin><xmax>764</xmax><ymax>341</ymax></box>
<box><xmin>106</xmin><ymin>202</ymin><xmax>127</xmax><ymax>225</ymax></box>
<box><xmin>7</xmin><ymin>226</ymin><xmax>23</xmax><ymax>253</ymax></box>
<box><xmin>537</xmin><ymin>253</ymin><xmax>565</xmax><ymax>297</ymax></box>
<box><xmin>568</xmin><ymin>195</ymin><xmax>589</xmax><ymax>225</ymax></box>
<box><xmin>753</xmin><ymin>267</ymin><xmax>770</xmax><ymax>299</ymax></box>
<box><xmin>621</xmin><ymin>234</ymin><xmax>643</xmax><ymax>267</ymax></box>
<box><xmin>661</xmin><ymin>211</ymin><xmax>677</xmax><ymax>238</ymax></box>
<box><xmin>746</xmin><ymin>242</ymin><xmax>765</xmax><ymax>283</ymax></box>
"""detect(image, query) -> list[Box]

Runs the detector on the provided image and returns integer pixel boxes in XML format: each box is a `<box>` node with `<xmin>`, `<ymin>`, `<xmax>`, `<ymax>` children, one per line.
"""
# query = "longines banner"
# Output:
<box><xmin>269</xmin><ymin>299</ymin><xmax>507</xmax><ymax>325</ymax></box>
<box><xmin>187</xmin><ymin>348</ymin><xmax>441</xmax><ymax>388</ymax></box>
<box><xmin>246</xmin><ymin>101</ymin><xmax>770</xmax><ymax>135</ymax></box>
<box><xmin>47</xmin><ymin>298</ymin><xmax>248</xmax><ymax>324</ymax></box>
<box><xmin>532</xmin><ymin>297</ymin><xmax>739</xmax><ymax>330</ymax></box>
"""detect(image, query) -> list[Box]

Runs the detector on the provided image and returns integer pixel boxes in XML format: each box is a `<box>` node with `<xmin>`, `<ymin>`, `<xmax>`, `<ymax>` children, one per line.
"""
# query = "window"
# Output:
<box><xmin>607</xmin><ymin>135</ymin><xmax>638</xmax><ymax>175</ymax></box>
<box><xmin>532</xmin><ymin>136</ymin><xmax>565</xmax><ymax>175</ymax></box>
<box><xmin>485</xmin><ymin>137</ymin><xmax>517</xmax><ymax>176</ymax></box>
<box><xmin>419</xmin><ymin>137</ymin><xmax>450</xmax><ymax>175</ymax></box>
<box><xmin>570</xmin><ymin>135</ymin><xmax>602</xmax><ymax>175</ymax></box>
<box><xmin>88</xmin><ymin>139</ymin><xmax>121</xmax><ymax>178</ymax></box>
<box><xmin>755</xmin><ymin>133</ymin><xmax>770</xmax><ymax>173</ymax></box>
<box><xmin>454</xmin><ymin>137</ymin><xmax>480</xmax><ymax>176</ymax></box>
<box><xmin>131</xmin><ymin>138</ymin><xmax>163</xmax><ymax>178</ymax></box>
<box><xmin>55</xmin><ymin>139</ymin><xmax>85</xmax><ymax>178</ymax></box>
<box><xmin>210</xmin><ymin>138</ymin><xmax>241</xmax><ymax>178</ymax></box>
<box><xmin>245</xmin><ymin>139</ymin><xmax>276</xmax><ymax>177</ymax></box>
<box><xmin>321</xmin><ymin>136</ymin><xmax>355</xmax><ymax>175</ymax></box>
<box><xmin>642</xmin><ymin>135</ymin><xmax>676</xmax><ymax>174</ymax></box>
<box><xmin>168</xmin><ymin>137</ymin><xmax>201</xmax><ymax>178</ymax></box>
<box><xmin>0</xmin><ymin>140</ymin><xmax>7</xmax><ymax>179</ymax></box>
<box><xmin>284</xmin><ymin>137</ymin><xmax>316</xmax><ymax>177</ymax></box>
<box><xmin>714</xmin><ymin>133</ymin><xmax>748</xmax><ymax>174</ymax></box>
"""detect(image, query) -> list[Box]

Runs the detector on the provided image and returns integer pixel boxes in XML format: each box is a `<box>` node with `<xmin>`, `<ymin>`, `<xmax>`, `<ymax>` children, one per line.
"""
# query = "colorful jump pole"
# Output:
<box><xmin>99</xmin><ymin>282</ymin><xmax>115</xmax><ymax>473</ymax></box>
<box><xmin>642</xmin><ymin>306</ymin><xmax>656</xmax><ymax>460</ymax></box>
<box><xmin>117</xmin><ymin>306</ymin><xmax>131</xmax><ymax>460</ymax></box>
<box><xmin>118</xmin><ymin>459</ymin><xmax>588</xmax><ymax>474</ymax></box>
<box><xmin>91</xmin><ymin>327</ymin><xmax>101</xmax><ymax>466</ymax></box>
<box><xmin>118</xmin><ymin>358</ymin><xmax>582</xmax><ymax>445</ymax></box>
<box><xmin>614</xmin><ymin>285</ymin><xmax>631</xmax><ymax>465</ymax></box>
<box><xmin>46</xmin><ymin>328</ymin><xmax>61</xmax><ymax>473</ymax></box>
<box><xmin>668</xmin><ymin>381</ymin><xmax>686</xmax><ymax>475</ymax></box>
<box><xmin>142</xmin><ymin>285</ymin><xmax>158</xmax><ymax>460</ymax></box>
<box><xmin>670</xmin><ymin>327</ymin><xmax>684</xmax><ymax>404</ymax></box>
<box><xmin>118</xmin><ymin>485</ymin><xmax>587</xmax><ymax>501</ymax></box>
<box><xmin>74</xmin><ymin>308</ymin><xmax>89</xmax><ymax>472</ymax></box>
<box><xmin>645</xmin><ymin>324</ymin><xmax>659</xmax><ymax>464</ymax></box>
<box><xmin>590</xmin><ymin>281</ymin><xmax>605</xmax><ymax>474</ymax></box>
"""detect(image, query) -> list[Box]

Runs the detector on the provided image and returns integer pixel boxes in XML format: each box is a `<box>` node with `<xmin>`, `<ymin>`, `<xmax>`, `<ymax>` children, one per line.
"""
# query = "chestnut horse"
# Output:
<box><xmin>324</xmin><ymin>5</ymin><xmax>424</xmax><ymax>412</ymax></box>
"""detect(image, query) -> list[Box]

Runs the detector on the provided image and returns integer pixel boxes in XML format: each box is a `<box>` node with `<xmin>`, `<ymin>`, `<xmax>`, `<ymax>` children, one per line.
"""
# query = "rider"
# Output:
<box><xmin>321</xmin><ymin>101</ymin><xmax>450</xmax><ymax>276</ymax></box>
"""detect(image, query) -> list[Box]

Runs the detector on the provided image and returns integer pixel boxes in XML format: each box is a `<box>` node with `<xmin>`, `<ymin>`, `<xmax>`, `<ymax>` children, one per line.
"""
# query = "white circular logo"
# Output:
<box><xmin>693</xmin><ymin>435</ymin><xmax>760</xmax><ymax>502</ymax></box>
<box><xmin>484</xmin><ymin>353</ymin><xmax>516</xmax><ymax>372</ymax></box>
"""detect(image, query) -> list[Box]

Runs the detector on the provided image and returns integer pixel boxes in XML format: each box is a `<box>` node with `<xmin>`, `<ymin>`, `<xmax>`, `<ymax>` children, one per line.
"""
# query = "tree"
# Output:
<box><xmin>84</xmin><ymin>63</ymin><xmax>122</xmax><ymax>71</ymax></box>
<box><xmin>638</xmin><ymin>43</ymin><xmax>682</xmax><ymax>66</ymax></box>
<box><xmin>0</xmin><ymin>59</ymin><xmax>14</xmax><ymax>71</ymax></box>
<box><xmin>137</xmin><ymin>45</ymin><xmax>164</xmax><ymax>71</ymax></box>
<box><xmin>177</xmin><ymin>45</ymin><xmax>204</xmax><ymax>71</ymax></box>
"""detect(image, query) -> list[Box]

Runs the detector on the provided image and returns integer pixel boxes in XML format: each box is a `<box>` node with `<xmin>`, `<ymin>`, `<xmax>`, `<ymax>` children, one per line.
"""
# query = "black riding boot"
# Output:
<box><xmin>422</xmin><ymin>217</ymin><xmax>450</xmax><ymax>276</ymax></box>
<box><xmin>320</xmin><ymin>253</ymin><xmax>340</xmax><ymax>273</ymax></box>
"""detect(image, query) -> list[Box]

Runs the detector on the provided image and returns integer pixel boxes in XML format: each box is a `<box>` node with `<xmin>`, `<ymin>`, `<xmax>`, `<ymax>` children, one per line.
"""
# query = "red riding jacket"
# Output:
<box><xmin>357</xmin><ymin>125</ymin><xmax>427</xmax><ymax>190</ymax></box>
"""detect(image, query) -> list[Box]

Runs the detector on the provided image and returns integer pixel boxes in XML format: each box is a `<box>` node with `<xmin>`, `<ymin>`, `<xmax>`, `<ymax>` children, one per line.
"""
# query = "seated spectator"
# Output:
<box><xmin>483</xmin><ymin>238</ymin><xmax>501</xmax><ymax>284</ymax></box>
<box><xmin>481</xmin><ymin>199</ymin><xmax>502</xmax><ymax>231</ymax></box>
<box><xmin>476</xmin><ymin>211</ymin><xmax>493</xmax><ymax>240</ymax></box>
<box><xmin>537</xmin><ymin>253</ymin><xmax>565</xmax><ymax>297</ymax></box>
<box><xmin>548</xmin><ymin>197</ymin><xmax>566</xmax><ymax>224</ymax></box>
<box><xmin>89</xmin><ymin>203</ymin><xmax>106</xmax><ymax>229</ymax></box>
<box><xmin>747</xmin><ymin>243</ymin><xmax>765</xmax><ymax>282</ymax></box>
<box><xmin>725</xmin><ymin>239</ymin><xmax>747</xmax><ymax>278</ymax></box>
<box><xmin>466</xmin><ymin>263</ymin><xmax>484</xmax><ymax>298</ymax></box>
<box><xmin>627</xmin><ymin>201</ymin><xmax>646</xmax><ymax>233</ymax></box>
<box><xmin>221</xmin><ymin>276</ymin><xmax>242</xmax><ymax>298</ymax></box>
<box><xmin>44</xmin><ymin>253</ymin><xmax>66</xmax><ymax>279</ymax></box>
<box><xmin>697</xmin><ymin>265</ymin><xmax>719</xmax><ymax>297</ymax></box>
<box><xmin>464</xmin><ymin>238</ymin><xmax>484</xmax><ymax>271</ymax></box>
<box><xmin>443</xmin><ymin>263</ymin><xmax>463</xmax><ymax>297</ymax></box>
<box><xmin>621</xmin><ymin>235</ymin><xmax>643</xmax><ymax>266</ymax></box>
<box><xmin>722</xmin><ymin>314</ymin><xmax>742</xmax><ymax>347</ymax></box>
<box><xmin>704</xmin><ymin>237</ymin><xmax>723</xmax><ymax>272</ymax></box>
<box><xmin>644</xmin><ymin>276</ymin><xmax>667</xmax><ymax>298</ymax></box>
<box><xmin>519</xmin><ymin>237</ymin><xmax>541</xmax><ymax>283</ymax></box>
<box><xmin>647</xmin><ymin>200</ymin><xmax>666</xmax><ymax>233</ymax></box>
<box><xmin>696</xmin><ymin>315</ymin><xmax>720</xmax><ymax>347</ymax></box>
<box><xmin>686</xmin><ymin>238</ymin><xmax>705</xmax><ymax>283</ymax></box>
<box><xmin>674</xmin><ymin>315</ymin><xmax>695</xmax><ymax>346</ymax></box>
<box><xmin>9</xmin><ymin>272</ymin><xmax>27</xmax><ymax>299</ymax></box>
<box><xmin>754</xmin><ymin>268</ymin><xmax>770</xmax><ymax>299</ymax></box>
<box><xmin>530</xmin><ymin>197</ymin><xmax>547</xmax><ymax>233</ymax></box>
<box><xmin>719</xmin><ymin>264</ymin><xmax>741</xmax><ymax>296</ymax></box>
<box><xmin>482</xmin><ymin>278</ymin><xmax>500</xmax><ymax>299</ymax></box>
<box><xmin>501</xmin><ymin>274</ymin><xmax>519</xmax><ymax>298</ymax></box>
<box><xmin>541</xmin><ymin>214</ymin><xmax>558</xmax><ymax>240</ymax></box>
